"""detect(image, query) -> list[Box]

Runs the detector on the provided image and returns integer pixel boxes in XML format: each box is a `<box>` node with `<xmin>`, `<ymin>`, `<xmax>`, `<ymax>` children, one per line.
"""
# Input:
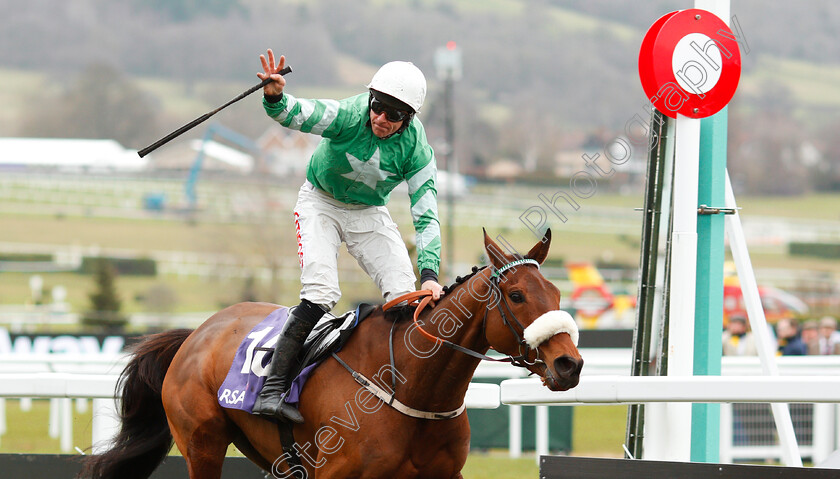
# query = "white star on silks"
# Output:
<box><xmin>341</xmin><ymin>148</ymin><xmax>396</xmax><ymax>190</ymax></box>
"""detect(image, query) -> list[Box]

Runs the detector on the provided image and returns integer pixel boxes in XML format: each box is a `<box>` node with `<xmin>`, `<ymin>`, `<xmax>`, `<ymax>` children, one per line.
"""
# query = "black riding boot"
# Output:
<box><xmin>252</xmin><ymin>299</ymin><xmax>325</xmax><ymax>423</ymax></box>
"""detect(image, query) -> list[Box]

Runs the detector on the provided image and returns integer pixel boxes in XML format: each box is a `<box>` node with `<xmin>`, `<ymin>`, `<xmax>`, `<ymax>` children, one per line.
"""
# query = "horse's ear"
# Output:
<box><xmin>525</xmin><ymin>228</ymin><xmax>551</xmax><ymax>265</ymax></box>
<box><xmin>483</xmin><ymin>228</ymin><xmax>509</xmax><ymax>269</ymax></box>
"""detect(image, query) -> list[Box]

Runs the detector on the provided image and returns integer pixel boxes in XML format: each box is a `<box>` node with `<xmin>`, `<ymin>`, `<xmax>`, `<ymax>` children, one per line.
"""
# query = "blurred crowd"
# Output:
<box><xmin>722</xmin><ymin>315</ymin><xmax>840</xmax><ymax>356</ymax></box>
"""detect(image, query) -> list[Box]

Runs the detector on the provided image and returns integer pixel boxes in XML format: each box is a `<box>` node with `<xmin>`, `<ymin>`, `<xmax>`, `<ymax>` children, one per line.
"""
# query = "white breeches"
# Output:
<box><xmin>294</xmin><ymin>181</ymin><xmax>416</xmax><ymax>309</ymax></box>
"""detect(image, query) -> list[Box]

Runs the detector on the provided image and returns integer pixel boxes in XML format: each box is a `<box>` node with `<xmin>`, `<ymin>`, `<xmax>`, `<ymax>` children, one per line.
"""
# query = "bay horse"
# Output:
<box><xmin>78</xmin><ymin>230</ymin><xmax>583</xmax><ymax>479</ymax></box>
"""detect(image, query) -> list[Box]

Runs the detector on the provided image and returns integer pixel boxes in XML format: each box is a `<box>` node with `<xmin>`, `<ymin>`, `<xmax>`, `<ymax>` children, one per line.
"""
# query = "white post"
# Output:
<box><xmin>644</xmin><ymin>402</ymin><xmax>669</xmax><ymax>459</ymax></box>
<box><xmin>60</xmin><ymin>397</ymin><xmax>72</xmax><ymax>452</ymax></box>
<box><xmin>49</xmin><ymin>398</ymin><xmax>60</xmax><ymax>438</ymax></box>
<box><xmin>92</xmin><ymin>398</ymin><xmax>121</xmax><ymax>454</ymax></box>
<box><xmin>724</xmin><ymin>171</ymin><xmax>803</xmax><ymax>467</ymax></box>
<box><xmin>535</xmin><ymin>405</ymin><xmax>549</xmax><ymax>464</ymax></box>
<box><xmin>813</xmin><ymin>403</ymin><xmax>834</xmax><ymax>465</ymax></box>
<box><xmin>694</xmin><ymin>1</ymin><xmax>730</xmax><ymax>24</ymax></box>
<box><xmin>0</xmin><ymin>398</ymin><xmax>6</xmax><ymax>438</ymax></box>
<box><xmin>836</xmin><ymin>404</ymin><xmax>840</xmax><ymax>456</ymax></box>
<box><xmin>509</xmin><ymin>405</ymin><xmax>522</xmax><ymax>458</ymax></box>
<box><xmin>649</xmin><ymin>114</ymin><xmax>701</xmax><ymax>462</ymax></box>
<box><xmin>719</xmin><ymin>402</ymin><xmax>733</xmax><ymax>463</ymax></box>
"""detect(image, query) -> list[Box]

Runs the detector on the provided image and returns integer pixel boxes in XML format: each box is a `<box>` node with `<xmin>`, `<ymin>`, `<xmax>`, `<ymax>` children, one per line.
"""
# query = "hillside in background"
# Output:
<box><xmin>2</xmin><ymin>0</ymin><xmax>840</xmax><ymax>193</ymax></box>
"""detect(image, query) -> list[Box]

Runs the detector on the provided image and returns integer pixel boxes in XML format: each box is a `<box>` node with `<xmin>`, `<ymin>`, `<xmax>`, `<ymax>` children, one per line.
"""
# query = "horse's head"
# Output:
<box><xmin>482</xmin><ymin>229</ymin><xmax>583</xmax><ymax>391</ymax></box>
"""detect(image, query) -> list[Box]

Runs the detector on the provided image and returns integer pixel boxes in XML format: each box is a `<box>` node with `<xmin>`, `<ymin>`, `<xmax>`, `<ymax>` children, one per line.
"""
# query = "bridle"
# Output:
<box><xmin>489</xmin><ymin>258</ymin><xmax>546</xmax><ymax>367</ymax></box>
<box><xmin>330</xmin><ymin>258</ymin><xmax>553</xmax><ymax>420</ymax></box>
<box><xmin>384</xmin><ymin>258</ymin><xmax>546</xmax><ymax>369</ymax></box>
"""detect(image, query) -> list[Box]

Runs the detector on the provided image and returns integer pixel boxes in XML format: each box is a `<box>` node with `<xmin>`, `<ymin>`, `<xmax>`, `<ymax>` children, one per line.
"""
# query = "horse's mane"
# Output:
<box><xmin>381</xmin><ymin>265</ymin><xmax>490</xmax><ymax>323</ymax></box>
<box><xmin>442</xmin><ymin>265</ymin><xmax>488</xmax><ymax>295</ymax></box>
<box><xmin>382</xmin><ymin>304</ymin><xmax>415</xmax><ymax>322</ymax></box>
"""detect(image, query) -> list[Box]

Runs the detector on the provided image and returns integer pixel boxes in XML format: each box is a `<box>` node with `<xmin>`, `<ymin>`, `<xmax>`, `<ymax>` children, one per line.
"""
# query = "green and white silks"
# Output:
<box><xmin>264</xmin><ymin>92</ymin><xmax>441</xmax><ymax>276</ymax></box>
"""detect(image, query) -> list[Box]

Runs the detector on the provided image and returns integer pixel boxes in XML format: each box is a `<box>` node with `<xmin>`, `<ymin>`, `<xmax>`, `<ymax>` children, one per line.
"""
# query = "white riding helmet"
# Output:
<box><xmin>366</xmin><ymin>61</ymin><xmax>427</xmax><ymax>113</ymax></box>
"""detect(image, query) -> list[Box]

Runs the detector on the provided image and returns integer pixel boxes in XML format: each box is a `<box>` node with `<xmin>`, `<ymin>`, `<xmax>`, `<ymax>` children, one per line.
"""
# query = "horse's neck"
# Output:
<box><xmin>391</xmin><ymin>276</ymin><xmax>493</xmax><ymax>411</ymax></box>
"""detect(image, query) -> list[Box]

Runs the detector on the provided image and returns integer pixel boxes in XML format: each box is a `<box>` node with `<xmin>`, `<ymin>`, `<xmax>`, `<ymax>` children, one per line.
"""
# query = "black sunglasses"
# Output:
<box><xmin>369</xmin><ymin>97</ymin><xmax>410</xmax><ymax>122</ymax></box>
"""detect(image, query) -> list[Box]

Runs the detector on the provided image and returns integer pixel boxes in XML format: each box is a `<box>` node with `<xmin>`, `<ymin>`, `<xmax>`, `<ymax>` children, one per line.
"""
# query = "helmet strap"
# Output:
<box><xmin>366</xmin><ymin>112</ymin><xmax>414</xmax><ymax>140</ymax></box>
<box><xmin>393</xmin><ymin>114</ymin><xmax>414</xmax><ymax>136</ymax></box>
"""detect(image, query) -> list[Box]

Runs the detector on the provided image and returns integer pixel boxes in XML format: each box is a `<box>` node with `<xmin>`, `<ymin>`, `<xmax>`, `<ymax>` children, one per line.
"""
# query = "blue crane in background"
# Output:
<box><xmin>142</xmin><ymin>123</ymin><xmax>260</xmax><ymax>214</ymax></box>
<box><xmin>184</xmin><ymin>123</ymin><xmax>260</xmax><ymax>212</ymax></box>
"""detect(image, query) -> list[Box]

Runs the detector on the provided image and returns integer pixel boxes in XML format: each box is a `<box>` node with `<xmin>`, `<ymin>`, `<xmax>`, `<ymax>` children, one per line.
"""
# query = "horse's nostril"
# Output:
<box><xmin>554</xmin><ymin>355</ymin><xmax>582</xmax><ymax>378</ymax></box>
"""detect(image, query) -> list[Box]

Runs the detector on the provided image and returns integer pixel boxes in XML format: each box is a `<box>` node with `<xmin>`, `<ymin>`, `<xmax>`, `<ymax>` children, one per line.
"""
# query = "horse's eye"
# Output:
<box><xmin>510</xmin><ymin>291</ymin><xmax>525</xmax><ymax>303</ymax></box>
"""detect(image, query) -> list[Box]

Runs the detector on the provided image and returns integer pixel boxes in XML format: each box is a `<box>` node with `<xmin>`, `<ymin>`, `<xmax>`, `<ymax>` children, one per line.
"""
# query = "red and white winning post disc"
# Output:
<box><xmin>638</xmin><ymin>9</ymin><xmax>741</xmax><ymax>119</ymax></box>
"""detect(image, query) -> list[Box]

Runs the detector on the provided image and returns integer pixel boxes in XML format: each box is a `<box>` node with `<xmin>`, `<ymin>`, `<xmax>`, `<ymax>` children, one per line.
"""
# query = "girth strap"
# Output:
<box><xmin>276</xmin><ymin>421</ymin><xmax>303</xmax><ymax>472</ymax></box>
<box><xmin>331</xmin><ymin>352</ymin><xmax>466</xmax><ymax>420</ymax></box>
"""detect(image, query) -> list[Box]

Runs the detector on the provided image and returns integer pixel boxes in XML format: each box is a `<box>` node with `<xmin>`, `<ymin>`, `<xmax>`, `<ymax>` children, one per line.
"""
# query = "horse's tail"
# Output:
<box><xmin>77</xmin><ymin>329</ymin><xmax>193</xmax><ymax>479</ymax></box>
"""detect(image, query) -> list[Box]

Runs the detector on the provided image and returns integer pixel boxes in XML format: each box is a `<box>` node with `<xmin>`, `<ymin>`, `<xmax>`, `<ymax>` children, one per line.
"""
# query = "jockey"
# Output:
<box><xmin>252</xmin><ymin>49</ymin><xmax>445</xmax><ymax>423</ymax></box>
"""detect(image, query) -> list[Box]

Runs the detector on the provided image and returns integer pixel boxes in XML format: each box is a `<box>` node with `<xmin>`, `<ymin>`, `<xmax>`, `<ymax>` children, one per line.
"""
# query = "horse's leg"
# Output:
<box><xmin>168</xmin><ymin>411</ymin><xmax>232</xmax><ymax>478</ymax></box>
<box><xmin>225</xmin><ymin>409</ymin><xmax>296</xmax><ymax>475</ymax></box>
<box><xmin>231</xmin><ymin>429</ymin><xmax>275</xmax><ymax>471</ymax></box>
<box><xmin>165</xmin><ymin>380</ymin><xmax>234</xmax><ymax>479</ymax></box>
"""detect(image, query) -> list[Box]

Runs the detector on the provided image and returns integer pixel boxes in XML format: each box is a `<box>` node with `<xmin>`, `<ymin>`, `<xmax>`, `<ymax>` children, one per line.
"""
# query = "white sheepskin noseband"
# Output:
<box><xmin>523</xmin><ymin>310</ymin><xmax>579</xmax><ymax>348</ymax></box>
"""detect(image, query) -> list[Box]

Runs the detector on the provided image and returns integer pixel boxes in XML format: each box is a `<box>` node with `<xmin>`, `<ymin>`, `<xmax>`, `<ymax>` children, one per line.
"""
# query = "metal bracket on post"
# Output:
<box><xmin>697</xmin><ymin>204</ymin><xmax>739</xmax><ymax>215</ymax></box>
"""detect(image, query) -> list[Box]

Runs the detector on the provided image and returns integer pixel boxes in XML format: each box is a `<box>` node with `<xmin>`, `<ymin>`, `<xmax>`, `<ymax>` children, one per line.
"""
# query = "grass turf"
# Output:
<box><xmin>0</xmin><ymin>400</ymin><xmax>628</xmax><ymax>477</ymax></box>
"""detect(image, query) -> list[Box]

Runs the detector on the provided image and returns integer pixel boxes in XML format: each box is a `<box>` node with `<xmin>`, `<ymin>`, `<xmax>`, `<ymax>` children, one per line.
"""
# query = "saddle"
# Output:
<box><xmin>295</xmin><ymin>302</ymin><xmax>377</xmax><ymax>377</ymax></box>
<box><xmin>217</xmin><ymin>303</ymin><xmax>376</xmax><ymax>413</ymax></box>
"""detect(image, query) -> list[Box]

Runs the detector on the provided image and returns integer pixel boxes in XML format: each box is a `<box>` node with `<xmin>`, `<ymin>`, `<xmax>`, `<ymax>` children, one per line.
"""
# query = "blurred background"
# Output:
<box><xmin>2</xmin><ymin>0</ymin><xmax>840</xmax><ymax>470</ymax></box>
<box><xmin>3</xmin><ymin>0</ymin><xmax>839</xmax><ymax>329</ymax></box>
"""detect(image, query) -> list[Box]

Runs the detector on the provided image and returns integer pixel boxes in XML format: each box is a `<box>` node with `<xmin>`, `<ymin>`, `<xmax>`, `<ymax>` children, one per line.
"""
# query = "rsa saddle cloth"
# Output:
<box><xmin>217</xmin><ymin>303</ymin><xmax>375</xmax><ymax>413</ymax></box>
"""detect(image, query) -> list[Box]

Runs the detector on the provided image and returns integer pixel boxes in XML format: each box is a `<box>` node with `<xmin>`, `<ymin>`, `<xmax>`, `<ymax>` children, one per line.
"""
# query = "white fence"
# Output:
<box><xmin>3</xmin><ymin>350</ymin><xmax>840</xmax><ymax>465</ymax></box>
<box><xmin>0</xmin><ymin>355</ymin><xmax>500</xmax><ymax>455</ymax></box>
<box><xmin>718</xmin><ymin>402</ymin><xmax>835</xmax><ymax>464</ymax></box>
<box><xmin>0</xmin><ymin>373</ymin><xmax>120</xmax><ymax>453</ymax></box>
<box><xmin>501</xmin><ymin>376</ymin><xmax>840</xmax><ymax>405</ymax></box>
<box><xmin>501</xmin><ymin>374</ymin><xmax>840</xmax><ymax>465</ymax></box>
<box><xmin>486</xmin><ymin>350</ymin><xmax>840</xmax><ymax>464</ymax></box>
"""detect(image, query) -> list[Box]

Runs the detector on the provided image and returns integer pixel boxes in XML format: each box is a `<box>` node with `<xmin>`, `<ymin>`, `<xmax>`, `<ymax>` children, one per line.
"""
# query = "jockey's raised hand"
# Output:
<box><xmin>422</xmin><ymin>280</ymin><xmax>445</xmax><ymax>300</ymax></box>
<box><xmin>258</xmin><ymin>48</ymin><xmax>286</xmax><ymax>97</ymax></box>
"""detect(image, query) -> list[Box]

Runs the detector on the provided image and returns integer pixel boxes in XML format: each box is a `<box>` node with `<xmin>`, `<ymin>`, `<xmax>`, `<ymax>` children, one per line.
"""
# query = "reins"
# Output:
<box><xmin>382</xmin><ymin>259</ymin><xmax>545</xmax><ymax>368</ymax></box>
<box><xmin>383</xmin><ymin>289</ymin><xmax>503</xmax><ymax>364</ymax></box>
<box><xmin>332</xmin><ymin>259</ymin><xmax>545</xmax><ymax>421</ymax></box>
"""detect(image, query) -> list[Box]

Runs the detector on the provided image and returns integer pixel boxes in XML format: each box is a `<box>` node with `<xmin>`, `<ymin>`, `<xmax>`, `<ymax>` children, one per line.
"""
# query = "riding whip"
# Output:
<box><xmin>137</xmin><ymin>66</ymin><xmax>292</xmax><ymax>157</ymax></box>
